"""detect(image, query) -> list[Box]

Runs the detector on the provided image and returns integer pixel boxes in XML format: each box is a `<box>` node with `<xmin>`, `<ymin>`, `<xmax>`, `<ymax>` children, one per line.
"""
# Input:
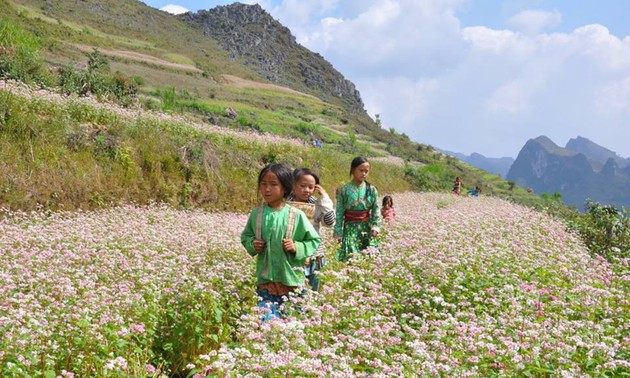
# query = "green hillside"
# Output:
<box><xmin>0</xmin><ymin>0</ymin><xmax>544</xmax><ymax>212</ymax></box>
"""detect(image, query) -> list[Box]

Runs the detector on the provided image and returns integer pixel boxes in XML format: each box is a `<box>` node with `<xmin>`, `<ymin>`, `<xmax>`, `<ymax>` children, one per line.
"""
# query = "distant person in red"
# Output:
<box><xmin>453</xmin><ymin>176</ymin><xmax>462</xmax><ymax>195</ymax></box>
<box><xmin>381</xmin><ymin>195</ymin><xmax>396</xmax><ymax>221</ymax></box>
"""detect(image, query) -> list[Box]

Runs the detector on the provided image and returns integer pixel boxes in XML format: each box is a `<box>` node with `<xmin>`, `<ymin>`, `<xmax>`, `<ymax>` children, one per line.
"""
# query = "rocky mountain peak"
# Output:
<box><xmin>565</xmin><ymin>135</ymin><xmax>627</xmax><ymax>168</ymax></box>
<box><xmin>179</xmin><ymin>3</ymin><xmax>366</xmax><ymax>115</ymax></box>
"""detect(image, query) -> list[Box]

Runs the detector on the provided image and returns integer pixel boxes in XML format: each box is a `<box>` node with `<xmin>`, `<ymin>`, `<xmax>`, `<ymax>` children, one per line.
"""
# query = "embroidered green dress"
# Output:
<box><xmin>334</xmin><ymin>181</ymin><xmax>381</xmax><ymax>261</ymax></box>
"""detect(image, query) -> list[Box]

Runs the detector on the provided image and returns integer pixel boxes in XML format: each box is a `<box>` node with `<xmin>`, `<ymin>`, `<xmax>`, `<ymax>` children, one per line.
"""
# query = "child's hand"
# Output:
<box><xmin>253</xmin><ymin>239</ymin><xmax>265</xmax><ymax>253</ymax></box>
<box><xmin>314</xmin><ymin>184</ymin><xmax>327</xmax><ymax>197</ymax></box>
<box><xmin>282</xmin><ymin>238</ymin><xmax>296</xmax><ymax>253</ymax></box>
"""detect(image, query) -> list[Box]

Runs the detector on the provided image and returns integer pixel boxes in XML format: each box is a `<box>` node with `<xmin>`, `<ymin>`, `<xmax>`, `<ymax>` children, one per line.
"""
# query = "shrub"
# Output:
<box><xmin>575</xmin><ymin>200</ymin><xmax>630</xmax><ymax>260</ymax></box>
<box><xmin>0</xmin><ymin>19</ymin><xmax>51</xmax><ymax>85</ymax></box>
<box><xmin>57</xmin><ymin>49</ymin><xmax>137</xmax><ymax>105</ymax></box>
<box><xmin>158</xmin><ymin>87</ymin><xmax>177</xmax><ymax>111</ymax></box>
<box><xmin>404</xmin><ymin>163</ymin><xmax>449</xmax><ymax>192</ymax></box>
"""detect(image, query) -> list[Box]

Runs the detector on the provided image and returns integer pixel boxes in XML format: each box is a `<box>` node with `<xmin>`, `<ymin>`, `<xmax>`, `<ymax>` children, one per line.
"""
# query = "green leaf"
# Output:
<box><xmin>213</xmin><ymin>308</ymin><xmax>224</xmax><ymax>323</ymax></box>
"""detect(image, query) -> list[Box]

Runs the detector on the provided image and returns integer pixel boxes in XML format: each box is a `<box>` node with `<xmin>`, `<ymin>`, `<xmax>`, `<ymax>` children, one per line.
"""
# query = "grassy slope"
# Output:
<box><xmin>0</xmin><ymin>80</ymin><xmax>409</xmax><ymax>211</ymax></box>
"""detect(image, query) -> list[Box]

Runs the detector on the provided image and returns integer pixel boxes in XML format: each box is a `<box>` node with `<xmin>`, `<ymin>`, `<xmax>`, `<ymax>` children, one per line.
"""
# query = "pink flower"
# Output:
<box><xmin>130</xmin><ymin>323</ymin><xmax>145</xmax><ymax>334</ymax></box>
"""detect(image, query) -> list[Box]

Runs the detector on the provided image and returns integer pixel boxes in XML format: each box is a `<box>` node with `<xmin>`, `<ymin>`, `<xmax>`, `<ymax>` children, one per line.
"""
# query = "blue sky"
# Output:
<box><xmin>142</xmin><ymin>0</ymin><xmax>630</xmax><ymax>159</ymax></box>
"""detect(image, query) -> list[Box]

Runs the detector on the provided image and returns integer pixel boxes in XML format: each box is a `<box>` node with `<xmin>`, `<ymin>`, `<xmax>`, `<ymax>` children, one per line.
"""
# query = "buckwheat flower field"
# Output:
<box><xmin>1</xmin><ymin>193</ymin><xmax>628</xmax><ymax>377</ymax></box>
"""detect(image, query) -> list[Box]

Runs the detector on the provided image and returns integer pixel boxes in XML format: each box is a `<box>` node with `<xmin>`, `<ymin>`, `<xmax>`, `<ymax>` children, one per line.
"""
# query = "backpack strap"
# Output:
<box><xmin>285</xmin><ymin>206</ymin><xmax>297</xmax><ymax>239</ymax></box>
<box><xmin>256</xmin><ymin>205</ymin><xmax>297</xmax><ymax>240</ymax></box>
<box><xmin>255</xmin><ymin>205</ymin><xmax>264</xmax><ymax>240</ymax></box>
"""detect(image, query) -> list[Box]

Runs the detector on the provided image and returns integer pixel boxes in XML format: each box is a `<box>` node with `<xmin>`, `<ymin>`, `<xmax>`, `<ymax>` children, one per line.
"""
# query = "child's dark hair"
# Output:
<box><xmin>293</xmin><ymin>168</ymin><xmax>320</xmax><ymax>185</ymax></box>
<box><xmin>349</xmin><ymin>156</ymin><xmax>370</xmax><ymax>176</ymax></box>
<box><xmin>349</xmin><ymin>156</ymin><xmax>372</xmax><ymax>201</ymax></box>
<box><xmin>382</xmin><ymin>195</ymin><xmax>393</xmax><ymax>207</ymax></box>
<box><xmin>258</xmin><ymin>163</ymin><xmax>293</xmax><ymax>198</ymax></box>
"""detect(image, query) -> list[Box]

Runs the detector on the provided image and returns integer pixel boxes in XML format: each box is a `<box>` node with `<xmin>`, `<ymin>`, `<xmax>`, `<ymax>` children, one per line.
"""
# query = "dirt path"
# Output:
<box><xmin>219</xmin><ymin>74</ymin><xmax>316</xmax><ymax>98</ymax></box>
<box><xmin>74</xmin><ymin>44</ymin><xmax>203</xmax><ymax>73</ymax></box>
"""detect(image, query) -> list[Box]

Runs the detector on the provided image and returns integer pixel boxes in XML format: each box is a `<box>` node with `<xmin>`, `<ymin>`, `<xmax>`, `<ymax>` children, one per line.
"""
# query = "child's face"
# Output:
<box><xmin>294</xmin><ymin>174</ymin><xmax>316</xmax><ymax>202</ymax></box>
<box><xmin>259</xmin><ymin>171</ymin><xmax>285</xmax><ymax>208</ymax></box>
<box><xmin>352</xmin><ymin>162</ymin><xmax>370</xmax><ymax>183</ymax></box>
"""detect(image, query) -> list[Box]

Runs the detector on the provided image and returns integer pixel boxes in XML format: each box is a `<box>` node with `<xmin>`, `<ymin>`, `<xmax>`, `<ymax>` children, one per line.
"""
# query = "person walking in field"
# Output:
<box><xmin>334</xmin><ymin>157</ymin><xmax>382</xmax><ymax>262</ymax></box>
<box><xmin>241</xmin><ymin>163</ymin><xmax>321</xmax><ymax>320</ymax></box>
<box><xmin>286</xmin><ymin>168</ymin><xmax>335</xmax><ymax>291</ymax></box>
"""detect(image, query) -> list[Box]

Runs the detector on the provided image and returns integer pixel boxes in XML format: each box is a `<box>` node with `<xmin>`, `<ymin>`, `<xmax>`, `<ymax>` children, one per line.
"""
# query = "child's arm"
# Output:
<box><xmin>240</xmin><ymin>209</ymin><xmax>262</xmax><ymax>257</ymax></box>
<box><xmin>370</xmin><ymin>187</ymin><xmax>382</xmax><ymax>236</ymax></box>
<box><xmin>316</xmin><ymin>192</ymin><xmax>336</xmax><ymax>228</ymax></box>
<box><xmin>333</xmin><ymin>187</ymin><xmax>344</xmax><ymax>238</ymax></box>
<box><xmin>286</xmin><ymin>212</ymin><xmax>321</xmax><ymax>265</ymax></box>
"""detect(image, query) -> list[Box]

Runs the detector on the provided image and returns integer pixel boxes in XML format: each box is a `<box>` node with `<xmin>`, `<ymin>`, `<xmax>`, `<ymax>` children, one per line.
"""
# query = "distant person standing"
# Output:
<box><xmin>334</xmin><ymin>157</ymin><xmax>382</xmax><ymax>262</ymax></box>
<box><xmin>453</xmin><ymin>176</ymin><xmax>462</xmax><ymax>195</ymax></box>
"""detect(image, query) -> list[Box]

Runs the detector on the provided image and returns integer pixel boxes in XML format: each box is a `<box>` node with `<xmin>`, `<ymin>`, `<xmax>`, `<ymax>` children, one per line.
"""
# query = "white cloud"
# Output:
<box><xmin>302</xmin><ymin>0</ymin><xmax>466</xmax><ymax>76</ymax></box>
<box><xmin>160</xmin><ymin>4</ymin><xmax>189</xmax><ymax>15</ymax></box>
<box><xmin>595</xmin><ymin>76</ymin><xmax>630</xmax><ymax>113</ymax></box>
<box><xmin>272</xmin><ymin>0</ymin><xmax>340</xmax><ymax>25</ymax></box>
<box><xmin>268</xmin><ymin>1</ymin><xmax>630</xmax><ymax>157</ymax></box>
<box><xmin>571</xmin><ymin>25</ymin><xmax>630</xmax><ymax>70</ymax></box>
<box><xmin>359</xmin><ymin>76</ymin><xmax>439</xmax><ymax>125</ymax></box>
<box><xmin>462</xmin><ymin>26</ymin><xmax>537</xmax><ymax>56</ymax></box>
<box><xmin>506</xmin><ymin>9</ymin><xmax>561</xmax><ymax>35</ymax></box>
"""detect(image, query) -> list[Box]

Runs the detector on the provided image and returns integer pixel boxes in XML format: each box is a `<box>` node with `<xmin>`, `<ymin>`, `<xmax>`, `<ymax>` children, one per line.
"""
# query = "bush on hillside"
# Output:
<box><xmin>403</xmin><ymin>163</ymin><xmax>458</xmax><ymax>192</ymax></box>
<box><xmin>0</xmin><ymin>19</ymin><xmax>52</xmax><ymax>85</ymax></box>
<box><xmin>0</xmin><ymin>19</ymin><xmax>137</xmax><ymax>106</ymax></box>
<box><xmin>58</xmin><ymin>49</ymin><xmax>137</xmax><ymax>106</ymax></box>
<box><xmin>574</xmin><ymin>200</ymin><xmax>630</xmax><ymax>260</ymax></box>
<box><xmin>532</xmin><ymin>195</ymin><xmax>629</xmax><ymax>262</ymax></box>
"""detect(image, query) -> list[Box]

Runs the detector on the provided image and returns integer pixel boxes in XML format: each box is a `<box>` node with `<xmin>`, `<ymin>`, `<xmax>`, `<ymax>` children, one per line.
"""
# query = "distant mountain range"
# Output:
<box><xmin>441</xmin><ymin>150</ymin><xmax>514</xmax><ymax>177</ymax></box>
<box><xmin>447</xmin><ymin>136</ymin><xmax>630</xmax><ymax>210</ymax></box>
<box><xmin>506</xmin><ymin>136</ymin><xmax>630</xmax><ymax>210</ymax></box>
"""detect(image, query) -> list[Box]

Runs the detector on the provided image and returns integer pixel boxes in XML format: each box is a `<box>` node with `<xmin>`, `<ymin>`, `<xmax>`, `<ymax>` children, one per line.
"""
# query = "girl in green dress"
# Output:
<box><xmin>334</xmin><ymin>157</ymin><xmax>382</xmax><ymax>261</ymax></box>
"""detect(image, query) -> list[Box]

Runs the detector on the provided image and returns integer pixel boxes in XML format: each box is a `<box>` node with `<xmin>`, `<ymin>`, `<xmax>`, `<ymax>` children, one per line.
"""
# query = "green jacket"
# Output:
<box><xmin>241</xmin><ymin>203</ymin><xmax>321</xmax><ymax>287</ymax></box>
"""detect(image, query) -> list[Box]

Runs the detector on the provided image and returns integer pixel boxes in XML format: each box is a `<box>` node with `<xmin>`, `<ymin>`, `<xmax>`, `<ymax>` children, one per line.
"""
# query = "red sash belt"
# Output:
<box><xmin>344</xmin><ymin>210</ymin><xmax>370</xmax><ymax>222</ymax></box>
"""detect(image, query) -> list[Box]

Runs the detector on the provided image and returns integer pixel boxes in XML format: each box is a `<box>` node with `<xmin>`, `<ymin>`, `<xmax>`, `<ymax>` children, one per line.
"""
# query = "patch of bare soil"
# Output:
<box><xmin>74</xmin><ymin>44</ymin><xmax>202</xmax><ymax>73</ymax></box>
<box><xmin>219</xmin><ymin>74</ymin><xmax>316</xmax><ymax>98</ymax></box>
